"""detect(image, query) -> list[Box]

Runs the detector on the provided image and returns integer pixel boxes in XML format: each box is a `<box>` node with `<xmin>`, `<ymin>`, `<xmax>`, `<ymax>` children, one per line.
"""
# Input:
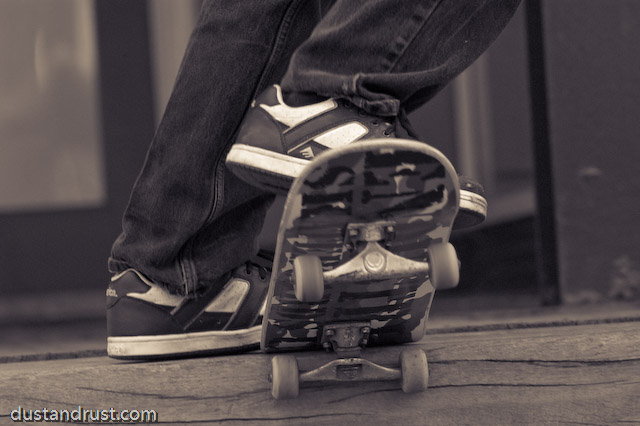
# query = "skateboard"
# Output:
<box><xmin>262</xmin><ymin>139</ymin><xmax>461</xmax><ymax>399</ymax></box>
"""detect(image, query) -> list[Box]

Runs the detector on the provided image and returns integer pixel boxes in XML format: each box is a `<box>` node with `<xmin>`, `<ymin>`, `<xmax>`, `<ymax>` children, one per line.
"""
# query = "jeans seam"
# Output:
<box><xmin>179</xmin><ymin>1</ymin><xmax>304</xmax><ymax>296</ymax></box>
<box><xmin>346</xmin><ymin>2</ymin><xmax>442</xmax><ymax>116</ymax></box>
<box><xmin>179</xmin><ymin>239</ymin><xmax>196</xmax><ymax>296</ymax></box>
<box><xmin>253</xmin><ymin>0</ymin><xmax>306</xmax><ymax>98</ymax></box>
<box><xmin>179</xmin><ymin>131</ymin><xmax>227</xmax><ymax>296</ymax></box>
<box><xmin>383</xmin><ymin>1</ymin><xmax>442</xmax><ymax>74</ymax></box>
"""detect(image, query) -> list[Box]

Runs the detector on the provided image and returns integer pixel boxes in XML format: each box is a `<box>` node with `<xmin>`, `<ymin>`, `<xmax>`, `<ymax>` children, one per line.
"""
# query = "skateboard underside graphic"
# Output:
<box><xmin>261</xmin><ymin>139</ymin><xmax>461</xmax><ymax>398</ymax></box>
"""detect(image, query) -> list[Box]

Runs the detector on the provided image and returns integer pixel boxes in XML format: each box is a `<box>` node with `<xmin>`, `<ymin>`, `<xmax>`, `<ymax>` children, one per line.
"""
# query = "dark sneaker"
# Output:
<box><xmin>455</xmin><ymin>176</ymin><xmax>488</xmax><ymax>230</ymax></box>
<box><xmin>106</xmin><ymin>260</ymin><xmax>270</xmax><ymax>360</ymax></box>
<box><xmin>226</xmin><ymin>84</ymin><xmax>402</xmax><ymax>193</ymax></box>
<box><xmin>227</xmin><ymin>84</ymin><xmax>487</xmax><ymax>229</ymax></box>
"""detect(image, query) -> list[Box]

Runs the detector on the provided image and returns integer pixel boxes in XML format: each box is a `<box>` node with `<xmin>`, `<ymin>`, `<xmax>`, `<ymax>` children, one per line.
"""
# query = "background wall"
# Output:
<box><xmin>0</xmin><ymin>1</ymin><xmax>155</xmax><ymax>323</ymax></box>
<box><xmin>537</xmin><ymin>0</ymin><xmax>640</xmax><ymax>303</ymax></box>
<box><xmin>3</xmin><ymin>1</ymin><xmax>637</xmax><ymax>323</ymax></box>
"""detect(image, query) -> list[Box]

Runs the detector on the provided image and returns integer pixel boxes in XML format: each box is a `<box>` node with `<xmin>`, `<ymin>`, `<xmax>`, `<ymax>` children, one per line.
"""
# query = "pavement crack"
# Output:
<box><xmin>431</xmin><ymin>379</ymin><xmax>629</xmax><ymax>389</ymax></box>
<box><xmin>75</xmin><ymin>386</ymin><xmax>267</xmax><ymax>401</ymax></box>
<box><xmin>325</xmin><ymin>387</ymin><xmax>399</xmax><ymax>403</ymax></box>
<box><xmin>432</xmin><ymin>358</ymin><xmax>640</xmax><ymax>365</ymax></box>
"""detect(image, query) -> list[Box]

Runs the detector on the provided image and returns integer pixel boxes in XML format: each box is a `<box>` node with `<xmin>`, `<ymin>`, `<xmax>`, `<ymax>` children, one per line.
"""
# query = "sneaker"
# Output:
<box><xmin>455</xmin><ymin>176</ymin><xmax>488</xmax><ymax>230</ymax></box>
<box><xmin>227</xmin><ymin>84</ymin><xmax>400</xmax><ymax>192</ymax></box>
<box><xmin>106</xmin><ymin>259</ymin><xmax>270</xmax><ymax>360</ymax></box>
<box><xmin>226</xmin><ymin>85</ymin><xmax>487</xmax><ymax>229</ymax></box>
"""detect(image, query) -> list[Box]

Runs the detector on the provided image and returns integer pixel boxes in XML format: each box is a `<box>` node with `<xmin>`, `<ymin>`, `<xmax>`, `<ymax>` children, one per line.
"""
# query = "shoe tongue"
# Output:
<box><xmin>110</xmin><ymin>270</ymin><xmax>152</xmax><ymax>293</ymax></box>
<box><xmin>282</xmin><ymin>91</ymin><xmax>329</xmax><ymax>107</ymax></box>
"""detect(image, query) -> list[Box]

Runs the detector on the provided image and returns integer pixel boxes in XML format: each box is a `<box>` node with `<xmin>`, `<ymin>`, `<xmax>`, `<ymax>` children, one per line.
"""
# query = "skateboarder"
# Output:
<box><xmin>106</xmin><ymin>0</ymin><xmax>522</xmax><ymax>359</ymax></box>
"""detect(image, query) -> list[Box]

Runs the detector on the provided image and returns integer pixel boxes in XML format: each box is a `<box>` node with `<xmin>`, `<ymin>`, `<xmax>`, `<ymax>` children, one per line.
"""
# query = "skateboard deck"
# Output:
<box><xmin>262</xmin><ymin>139</ymin><xmax>461</xmax><ymax>398</ymax></box>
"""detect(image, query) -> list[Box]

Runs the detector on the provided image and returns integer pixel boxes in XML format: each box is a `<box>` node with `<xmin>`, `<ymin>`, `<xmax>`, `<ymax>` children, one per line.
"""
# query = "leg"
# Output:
<box><xmin>227</xmin><ymin>0</ymin><xmax>520</xmax><ymax>225</ymax></box>
<box><xmin>107</xmin><ymin>0</ymin><xmax>325</xmax><ymax>359</ymax></box>
<box><xmin>109</xmin><ymin>0</ymin><xmax>324</xmax><ymax>295</ymax></box>
<box><xmin>282</xmin><ymin>0</ymin><xmax>523</xmax><ymax>115</ymax></box>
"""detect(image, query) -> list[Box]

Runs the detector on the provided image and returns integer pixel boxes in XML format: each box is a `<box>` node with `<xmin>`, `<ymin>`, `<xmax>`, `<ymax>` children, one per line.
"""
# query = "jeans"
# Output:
<box><xmin>109</xmin><ymin>0</ymin><xmax>522</xmax><ymax>296</ymax></box>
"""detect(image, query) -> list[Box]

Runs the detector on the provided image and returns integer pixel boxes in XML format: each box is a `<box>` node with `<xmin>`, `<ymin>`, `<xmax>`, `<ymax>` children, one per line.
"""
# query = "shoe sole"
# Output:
<box><xmin>457</xmin><ymin>190</ymin><xmax>488</xmax><ymax>229</ymax></box>
<box><xmin>107</xmin><ymin>325</ymin><xmax>261</xmax><ymax>360</ymax></box>
<box><xmin>226</xmin><ymin>144</ymin><xmax>302</xmax><ymax>192</ymax></box>
<box><xmin>227</xmin><ymin>143</ymin><xmax>487</xmax><ymax>229</ymax></box>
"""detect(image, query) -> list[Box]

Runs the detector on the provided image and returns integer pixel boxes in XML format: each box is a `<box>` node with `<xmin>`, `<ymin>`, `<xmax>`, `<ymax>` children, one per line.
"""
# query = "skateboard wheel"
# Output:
<box><xmin>400</xmin><ymin>348</ymin><xmax>429</xmax><ymax>393</ymax></box>
<box><xmin>429</xmin><ymin>243</ymin><xmax>460</xmax><ymax>290</ymax></box>
<box><xmin>271</xmin><ymin>355</ymin><xmax>299</xmax><ymax>399</ymax></box>
<box><xmin>293</xmin><ymin>255</ymin><xmax>324</xmax><ymax>302</ymax></box>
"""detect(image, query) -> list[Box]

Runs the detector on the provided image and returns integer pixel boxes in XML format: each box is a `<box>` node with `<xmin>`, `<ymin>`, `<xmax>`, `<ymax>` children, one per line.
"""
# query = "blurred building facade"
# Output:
<box><xmin>1</xmin><ymin>0</ymin><xmax>638</xmax><ymax>325</ymax></box>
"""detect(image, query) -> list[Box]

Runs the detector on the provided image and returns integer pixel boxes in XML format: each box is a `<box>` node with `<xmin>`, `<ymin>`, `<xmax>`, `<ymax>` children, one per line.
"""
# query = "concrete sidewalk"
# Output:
<box><xmin>1</xmin><ymin>319</ymin><xmax>639</xmax><ymax>425</ymax></box>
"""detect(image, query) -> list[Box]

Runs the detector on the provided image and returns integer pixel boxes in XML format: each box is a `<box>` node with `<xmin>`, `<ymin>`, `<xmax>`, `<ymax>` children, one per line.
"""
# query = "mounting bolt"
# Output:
<box><xmin>364</xmin><ymin>252</ymin><xmax>386</xmax><ymax>273</ymax></box>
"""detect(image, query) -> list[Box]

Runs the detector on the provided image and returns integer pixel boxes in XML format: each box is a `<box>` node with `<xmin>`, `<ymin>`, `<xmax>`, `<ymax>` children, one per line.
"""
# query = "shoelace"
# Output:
<box><xmin>397</xmin><ymin>109</ymin><xmax>420</xmax><ymax>139</ymax></box>
<box><xmin>382</xmin><ymin>120</ymin><xmax>395</xmax><ymax>136</ymax></box>
<box><xmin>342</xmin><ymin>99</ymin><xmax>395</xmax><ymax>136</ymax></box>
<box><xmin>239</xmin><ymin>262</ymin><xmax>268</xmax><ymax>280</ymax></box>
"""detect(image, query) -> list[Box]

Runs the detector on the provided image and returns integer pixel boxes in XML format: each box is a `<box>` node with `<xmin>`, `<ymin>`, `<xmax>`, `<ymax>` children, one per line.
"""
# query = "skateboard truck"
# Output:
<box><xmin>325</xmin><ymin>239</ymin><xmax>431</xmax><ymax>283</ymax></box>
<box><xmin>291</xmin><ymin>221</ymin><xmax>460</xmax><ymax>303</ymax></box>
<box><xmin>299</xmin><ymin>322</ymin><xmax>400</xmax><ymax>383</ymax></box>
<box><xmin>269</xmin><ymin>321</ymin><xmax>430</xmax><ymax>399</ymax></box>
<box><xmin>325</xmin><ymin>221</ymin><xmax>459</xmax><ymax>289</ymax></box>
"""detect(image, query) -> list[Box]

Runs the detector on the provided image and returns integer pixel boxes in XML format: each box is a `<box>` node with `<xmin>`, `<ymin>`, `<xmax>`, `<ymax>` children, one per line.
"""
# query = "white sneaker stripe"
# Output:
<box><xmin>313</xmin><ymin>122</ymin><xmax>369</xmax><ymax>149</ymax></box>
<box><xmin>259</xmin><ymin>85</ymin><xmax>337</xmax><ymax>129</ymax></box>
<box><xmin>204</xmin><ymin>278</ymin><xmax>250</xmax><ymax>313</ymax></box>
<box><xmin>128</xmin><ymin>284</ymin><xmax>184</xmax><ymax>307</ymax></box>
